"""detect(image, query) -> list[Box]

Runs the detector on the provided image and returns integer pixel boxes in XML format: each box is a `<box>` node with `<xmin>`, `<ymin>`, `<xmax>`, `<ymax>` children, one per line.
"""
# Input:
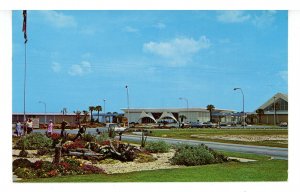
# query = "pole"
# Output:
<box><xmin>273</xmin><ymin>97</ymin><xmax>276</xmax><ymax>126</ymax></box>
<box><xmin>233</xmin><ymin>88</ymin><xmax>245</xmax><ymax>128</ymax></box>
<box><xmin>126</xmin><ymin>85</ymin><xmax>130</xmax><ymax>128</ymax></box>
<box><xmin>103</xmin><ymin>99</ymin><xmax>106</xmax><ymax>123</ymax></box>
<box><xmin>23</xmin><ymin>43</ymin><xmax>27</xmax><ymax>124</ymax></box>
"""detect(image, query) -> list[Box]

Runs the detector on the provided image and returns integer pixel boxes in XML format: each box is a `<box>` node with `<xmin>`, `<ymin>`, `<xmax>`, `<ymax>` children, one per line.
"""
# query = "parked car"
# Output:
<box><xmin>203</xmin><ymin>122</ymin><xmax>217</xmax><ymax>128</ymax></box>
<box><xmin>279</xmin><ymin>122</ymin><xmax>288</xmax><ymax>127</ymax></box>
<box><xmin>191</xmin><ymin>122</ymin><xmax>205</xmax><ymax>128</ymax></box>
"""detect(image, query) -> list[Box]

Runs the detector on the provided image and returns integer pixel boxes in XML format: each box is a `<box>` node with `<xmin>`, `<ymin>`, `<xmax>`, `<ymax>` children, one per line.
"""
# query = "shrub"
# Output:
<box><xmin>13</xmin><ymin>158</ymin><xmax>33</xmax><ymax>171</ymax></box>
<box><xmin>14</xmin><ymin>167</ymin><xmax>37</xmax><ymax>179</ymax></box>
<box><xmin>144</xmin><ymin>140</ymin><xmax>170</xmax><ymax>153</ymax></box>
<box><xmin>170</xmin><ymin>144</ymin><xmax>217</xmax><ymax>166</ymax></box>
<box><xmin>135</xmin><ymin>153</ymin><xmax>156</xmax><ymax>163</ymax></box>
<box><xmin>81</xmin><ymin>164</ymin><xmax>105</xmax><ymax>174</ymax></box>
<box><xmin>37</xmin><ymin>148</ymin><xmax>53</xmax><ymax>156</ymax></box>
<box><xmin>95</xmin><ymin>133</ymin><xmax>109</xmax><ymax>144</ymax></box>
<box><xmin>19</xmin><ymin>149</ymin><xmax>28</xmax><ymax>157</ymax></box>
<box><xmin>83</xmin><ymin>133</ymin><xmax>96</xmax><ymax>142</ymax></box>
<box><xmin>15</xmin><ymin>133</ymin><xmax>52</xmax><ymax>150</ymax></box>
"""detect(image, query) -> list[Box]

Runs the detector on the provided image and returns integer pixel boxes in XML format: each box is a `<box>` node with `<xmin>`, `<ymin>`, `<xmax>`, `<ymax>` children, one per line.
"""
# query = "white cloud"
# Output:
<box><xmin>252</xmin><ymin>11</ymin><xmax>277</xmax><ymax>28</ymax></box>
<box><xmin>278</xmin><ymin>70</ymin><xmax>288</xmax><ymax>82</ymax></box>
<box><xmin>153</xmin><ymin>22</ymin><xmax>166</xmax><ymax>29</ymax></box>
<box><xmin>143</xmin><ymin>36</ymin><xmax>211</xmax><ymax>65</ymax></box>
<box><xmin>40</xmin><ymin>11</ymin><xmax>77</xmax><ymax>28</ymax></box>
<box><xmin>123</xmin><ymin>26</ymin><xmax>139</xmax><ymax>33</ymax></box>
<box><xmin>51</xmin><ymin>62</ymin><xmax>61</xmax><ymax>73</ymax></box>
<box><xmin>217</xmin><ymin>11</ymin><xmax>251</xmax><ymax>23</ymax></box>
<box><xmin>68</xmin><ymin>61</ymin><xmax>92</xmax><ymax>76</ymax></box>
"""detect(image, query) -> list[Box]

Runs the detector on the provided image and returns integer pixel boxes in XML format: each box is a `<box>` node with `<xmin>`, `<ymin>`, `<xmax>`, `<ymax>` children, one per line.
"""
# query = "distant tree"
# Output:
<box><xmin>94</xmin><ymin>105</ymin><xmax>102</xmax><ymax>123</ymax></box>
<box><xmin>255</xmin><ymin>108</ymin><xmax>264</xmax><ymax>124</ymax></box>
<box><xmin>82</xmin><ymin>110</ymin><xmax>89</xmax><ymax>123</ymax></box>
<box><xmin>89</xmin><ymin>106</ymin><xmax>95</xmax><ymax>122</ymax></box>
<box><xmin>206</xmin><ymin>104</ymin><xmax>215</xmax><ymax>122</ymax></box>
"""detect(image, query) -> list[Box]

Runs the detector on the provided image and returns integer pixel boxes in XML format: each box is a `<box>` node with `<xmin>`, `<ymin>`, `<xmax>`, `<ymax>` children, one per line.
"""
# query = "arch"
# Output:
<box><xmin>158</xmin><ymin>111</ymin><xmax>178</xmax><ymax>123</ymax></box>
<box><xmin>138</xmin><ymin>111</ymin><xmax>157</xmax><ymax>123</ymax></box>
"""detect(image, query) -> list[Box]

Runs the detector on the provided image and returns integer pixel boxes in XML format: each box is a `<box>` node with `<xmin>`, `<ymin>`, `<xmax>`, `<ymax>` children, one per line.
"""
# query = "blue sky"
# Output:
<box><xmin>12</xmin><ymin>10</ymin><xmax>288</xmax><ymax>114</ymax></box>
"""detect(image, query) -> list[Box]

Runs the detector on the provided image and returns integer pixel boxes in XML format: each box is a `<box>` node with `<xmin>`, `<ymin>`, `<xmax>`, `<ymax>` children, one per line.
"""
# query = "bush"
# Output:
<box><xmin>15</xmin><ymin>133</ymin><xmax>52</xmax><ymax>150</ymax></box>
<box><xmin>144</xmin><ymin>140</ymin><xmax>170</xmax><ymax>153</ymax></box>
<box><xmin>13</xmin><ymin>158</ymin><xmax>33</xmax><ymax>171</ymax></box>
<box><xmin>82</xmin><ymin>133</ymin><xmax>96</xmax><ymax>142</ymax></box>
<box><xmin>135</xmin><ymin>153</ymin><xmax>157</xmax><ymax>163</ymax></box>
<box><xmin>170</xmin><ymin>144</ymin><xmax>226</xmax><ymax>166</ymax></box>
<box><xmin>37</xmin><ymin>148</ymin><xmax>53</xmax><ymax>156</ymax></box>
<box><xmin>95</xmin><ymin>133</ymin><xmax>109</xmax><ymax>144</ymax></box>
<box><xmin>14</xmin><ymin>167</ymin><xmax>37</xmax><ymax>179</ymax></box>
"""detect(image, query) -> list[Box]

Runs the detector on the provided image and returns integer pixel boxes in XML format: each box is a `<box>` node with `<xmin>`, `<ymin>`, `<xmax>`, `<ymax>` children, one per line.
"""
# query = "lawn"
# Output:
<box><xmin>21</xmin><ymin>160</ymin><xmax>287</xmax><ymax>182</ymax></box>
<box><xmin>144</xmin><ymin>128</ymin><xmax>288</xmax><ymax>148</ymax></box>
<box><xmin>20</xmin><ymin>151</ymin><xmax>287</xmax><ymax>182</ymax></box>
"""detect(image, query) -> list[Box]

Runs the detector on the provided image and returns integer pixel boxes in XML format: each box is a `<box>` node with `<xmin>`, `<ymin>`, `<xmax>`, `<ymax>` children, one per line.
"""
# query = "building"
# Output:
<box><xmin>12</xmin><ymin>112</ymin><xmax>89</xmax><ymax>126</ymax></box>
<box><xmin>255</xmin><ymin>93</ymin><xmax>288</xmax><ymax>125</ymax></box>
<box><xmin>121</xmin><ymin>107</ymin><xmax>234</xmax><ymax>124</ymax></box>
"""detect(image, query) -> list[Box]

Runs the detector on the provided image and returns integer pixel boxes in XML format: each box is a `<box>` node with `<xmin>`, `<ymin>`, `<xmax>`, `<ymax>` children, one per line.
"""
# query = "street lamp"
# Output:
<box><xmin>179</xmin><ymin>97</ymin><xmax>189</xmax><ymax>124</ymax></box>
<box><xmin>233</xmin><ymin>88</ymin><xmax>245</xmax><ymax>128</ymax></box>
<box><xmin>273</xmin><ymin>96</ymin><xmax>276</xmax><ymax>126</ymax></box>
<box><xmin>125</xmin><ymin>85</ymin><xmax>130</xmax><ymax>128</ymax></box>
<box><xmin>103</xmin><ymin>99</ymin><xmax>106</xmax><ymax>123</ymax></box>
<box><xmin>38</xmin><ymin>101</ymin><xmax>47</xmax><ymax>124</ymax></box>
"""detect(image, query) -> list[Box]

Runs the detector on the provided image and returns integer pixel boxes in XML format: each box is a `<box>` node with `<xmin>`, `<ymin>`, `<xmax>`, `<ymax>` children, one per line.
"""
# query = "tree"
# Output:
<box><xmin>82</xmin><ymin>110</ymin><xmax>89</xmax><ymax>123</ymax></box>
<box><xmin>89</xmin><ymin>106</ymin><xmax>95</xmax><ymax>122</ymax></box>
<box><xmin>94</xmin><ymin>105</ymin><xmax>102</xmax><ymax>123</ymax></box>
<box><xmin>255</xmin><ymin>108</ymin><xmax>264</xmax><ymax>124</ymax></box>
<box><xmin>206</xmin><ymin>104</ymin><xmax>215</xmax><ymax>122</ymax></box>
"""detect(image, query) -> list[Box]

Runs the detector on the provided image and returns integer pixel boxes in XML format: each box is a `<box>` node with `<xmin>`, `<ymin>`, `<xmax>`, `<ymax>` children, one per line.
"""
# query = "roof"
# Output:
<box><xmin>121</xmin><ymin>107</ymin><xmax>234</xmax><ymax>113</ymax></box>
<box><xmin>256</xmin><ymin>93</ymin><xmax>288</xmax><ymax>111</ymax></box>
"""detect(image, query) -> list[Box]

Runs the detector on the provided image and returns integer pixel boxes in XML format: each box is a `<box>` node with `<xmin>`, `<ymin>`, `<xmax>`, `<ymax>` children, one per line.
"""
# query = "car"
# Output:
<box><xmin>279</xmin><ymin>122</ymin><xmax>288</xmax><ymax>127</ymax></box>
<box><xmin>191</xmin><ymin>122</ymin><xmax>205</xmax><ymax>128</ymax></box>
<box><xmin>203</xmin><ymin>122</ymin><xmax>217</xmax><ymax>128</ymax></box>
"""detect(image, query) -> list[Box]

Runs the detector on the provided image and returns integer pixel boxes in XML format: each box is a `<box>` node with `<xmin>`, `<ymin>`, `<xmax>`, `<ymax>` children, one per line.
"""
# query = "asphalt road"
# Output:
<box><xmin>121</xmin><ymin>135</ymin><xmax>288</xmax><ymax>160</ymax></box>
<box><xmin>29</xmin><ymin>128</ymin><xmax>288</xmax><ymax>160</ymax></box>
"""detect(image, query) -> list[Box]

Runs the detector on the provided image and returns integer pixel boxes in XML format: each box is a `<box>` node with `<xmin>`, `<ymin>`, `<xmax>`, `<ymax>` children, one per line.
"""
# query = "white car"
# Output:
<box><xmin>106</xmin><ymin>123</ymin><xmax>128</xmax><ymax>132</ymax></box>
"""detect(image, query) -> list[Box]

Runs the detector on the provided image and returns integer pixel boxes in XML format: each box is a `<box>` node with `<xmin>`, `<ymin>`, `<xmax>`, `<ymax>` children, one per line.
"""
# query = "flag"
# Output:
<box><xmin>22</xmin><ymin>10</ymin><xmax>28</xmax><ymax>44</ymax></box>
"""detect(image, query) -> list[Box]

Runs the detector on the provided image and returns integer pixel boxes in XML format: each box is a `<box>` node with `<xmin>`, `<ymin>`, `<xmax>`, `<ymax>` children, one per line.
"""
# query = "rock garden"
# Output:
<box><xmin>12</xmin><ymin>131</ymin><xmax>232</xmax><ymax>180</ymax></box>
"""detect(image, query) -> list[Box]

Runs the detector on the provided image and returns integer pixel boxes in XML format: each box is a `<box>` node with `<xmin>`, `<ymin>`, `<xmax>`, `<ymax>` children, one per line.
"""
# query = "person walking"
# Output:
<box><xmin>26</xmin><ymin>118</ymin><xmax>33</xmax><ymax>134</ymax></box>
<box><xmin>60</xmin><ymin>120</ymin><xmax>68</xmax><ymax>138</ymax></box>
<box><xmin>15</xmin><ymin>120</ymin><xmax>22</xmax><ymax>136</ymax></box>
<box><xmin>47</xmin><ymin>120</ymin><xmax>54</xmax><ymax>136</ymax></box>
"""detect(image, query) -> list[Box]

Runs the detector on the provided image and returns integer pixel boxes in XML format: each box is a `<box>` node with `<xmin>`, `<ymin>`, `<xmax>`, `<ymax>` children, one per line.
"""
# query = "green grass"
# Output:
<box><xmin>21</xmin><ymin>159</ymin><xmax>287</xmax><ymax>182</ymax></box>
<box><xmin>143</xmin><ymin>128</ymin><xmax>288</xmax><ymax>148</ymax></box>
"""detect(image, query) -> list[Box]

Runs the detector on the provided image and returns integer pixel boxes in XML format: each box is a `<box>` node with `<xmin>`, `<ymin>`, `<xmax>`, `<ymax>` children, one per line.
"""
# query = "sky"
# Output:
<box><xmin>12</xmin><ymin>10</ymin><xmax>288</xmax><ymax>114</ymax></box>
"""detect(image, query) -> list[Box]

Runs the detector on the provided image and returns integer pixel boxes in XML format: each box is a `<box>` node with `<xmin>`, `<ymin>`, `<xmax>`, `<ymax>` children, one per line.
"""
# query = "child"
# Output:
<box><xmin>47</xmin><ymin>120</ymin><xmax>54</xmax><ymax>136</ymax></box>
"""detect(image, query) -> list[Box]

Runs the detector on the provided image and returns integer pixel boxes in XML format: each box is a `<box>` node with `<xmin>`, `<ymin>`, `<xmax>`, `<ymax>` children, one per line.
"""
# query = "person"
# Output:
<box><xmin>26</xmin><ymin>118</ymin><xmax>33</xmax><ymax>134</ymax></box>
<box><xmin>73</xmin><ymin>125</ymin><xmax>86</xmax><ymax>141</ymax></box>
<box><xmin>15</xmin><ymin>120</ymin><xmax>22</xmax><ymax>136</ymax></box>
<box><xmin>47</xmin><ymin>120</ymin><xmax>54</xmax><ymax>136</ymax></box>
<box><xmin>60</xmin><ymin>120</ymin><xmax>68</xmax><ymax>137</ymax></box>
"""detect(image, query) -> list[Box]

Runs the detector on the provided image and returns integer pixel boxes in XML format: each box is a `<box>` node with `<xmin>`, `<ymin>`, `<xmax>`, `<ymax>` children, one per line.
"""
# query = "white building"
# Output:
<box><xmin>121</xmin><ymin>107</ymin><xmax>234</xmax><ymax>124</ymax></box>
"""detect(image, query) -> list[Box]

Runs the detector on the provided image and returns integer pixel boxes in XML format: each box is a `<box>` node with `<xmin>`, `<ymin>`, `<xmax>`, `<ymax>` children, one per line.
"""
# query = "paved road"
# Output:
<box><xmin>121</xmin><ymin>135</ymin><xmax>288</xmax><ymax>160</ymax></box>
<box><xmin>30</xmin><ymin>128</ymin><xmax>288</xmax><ymax>160</ymax></box>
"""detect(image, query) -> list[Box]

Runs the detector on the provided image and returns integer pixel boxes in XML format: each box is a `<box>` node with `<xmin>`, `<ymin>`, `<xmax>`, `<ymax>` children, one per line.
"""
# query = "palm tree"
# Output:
<box><xmin>255</xmin><ymin>108</ymin><xmax>264</xmax><ymax>124</ymax></box>
<box><xmin>82</xmin><ymin>110</ymin><xmax>89</xmax><ymax>123</ymax></box>
<box><xmin>94</xmin><ymin>105</ymin><xmax>102</xmax><ymax>123</ymax></box>
<box><xmin>206</xmin><ymin>104</ymin><xmax>215</xmax><ymax>122</ymax></box>
<box><xmin>89</xmin><ymin>106</ymin><xmax>95</xmax><ymax>122</ymax></box>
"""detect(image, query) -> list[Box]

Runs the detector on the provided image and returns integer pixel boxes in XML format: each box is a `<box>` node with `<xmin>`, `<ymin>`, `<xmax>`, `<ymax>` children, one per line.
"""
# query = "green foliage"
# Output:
<box><xmin>135</xmin><ymin>153</ymin><xmax>156</xmax><ymax>163</ymax></box>
<box><xmin>13</xmin><ymin>158</ymin><xmax>33</xmax><ymax>171</ymax></box>
<box><xmin>95</xmin><ymin>133</ymin><xmax>109</xmax><ymax>144</ymax></box>
<box><xmin>14</xmin><ymin>167</ymin><xmax>37</xmax><ymax>179</ymax></box>
<box><xmin>15</xmin><ymin>133</ymin><xmax>52</xmax><ymax>150</ymax></box>
<box><xmin>82</xmin><ymin>133</ymin><xmax>96</xmax><ymax>142</ymax></box>
<box><xmin>144</xmin><ymin>140</ymin><xmax>170</xmax><ymax>153</ymax></box>
<box><xmin>170</xmin><ymin>144</ymin><xmax>228</xmax><ymax>166</ymax></box>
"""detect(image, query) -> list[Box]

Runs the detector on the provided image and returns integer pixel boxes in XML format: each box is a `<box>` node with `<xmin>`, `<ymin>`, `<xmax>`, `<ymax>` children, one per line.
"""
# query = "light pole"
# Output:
<box><xmin>233</xmin><ymin>88</ymin><xmax>245</xmax><ymax>128</ymax></box>
<box><xmin>103</xmin><ymin>99</ymin><xmax>106</xmax><ymax>123</ymax></box>
<box><xmin>179</xmin><ymin>97</ymin><xmax>189</xmax><ymax>124</ymax></box>
<box><xmin>38</xmin><ymin>101</ymin><xmax>47</xmax><ymax>124</ymax></box>
<box><xmin>273</xmin><ymin>96</ymin><xmax>276</xmax><ymax>126</ymax></box>
<box><xmin>125</xmin><ymin>85</ymin><xmax>130</xmax><ymax>128</ymax></box>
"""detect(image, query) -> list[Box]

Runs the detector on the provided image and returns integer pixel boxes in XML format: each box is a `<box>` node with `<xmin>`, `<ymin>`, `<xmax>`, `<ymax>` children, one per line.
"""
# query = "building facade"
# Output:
<box><xmin>255</xmin><ymin>93</ymin><xmax>288</xmax><ymax>125</ymax></box>
<box><xmin>121</xmin><ymin>107</ymin><xmax>234</xmax><ymax>124</ymax></box>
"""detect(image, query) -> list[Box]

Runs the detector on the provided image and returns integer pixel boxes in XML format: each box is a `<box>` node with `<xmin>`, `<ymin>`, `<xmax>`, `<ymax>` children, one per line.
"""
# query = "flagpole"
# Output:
<box><xmin>23</xmin><ymin>42</ymin><xmax>27</xmax><ymax>124</ymax></box>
